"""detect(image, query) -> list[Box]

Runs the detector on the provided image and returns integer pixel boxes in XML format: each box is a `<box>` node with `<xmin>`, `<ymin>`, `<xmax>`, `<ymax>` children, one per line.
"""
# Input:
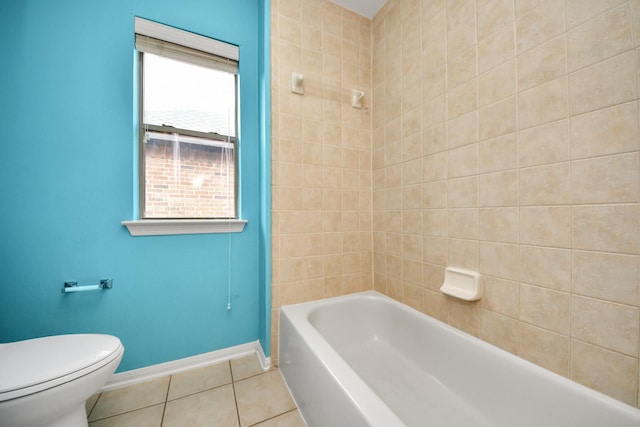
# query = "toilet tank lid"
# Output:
<box><xmin>0</xmin><ymin>334</ymin><xmax>123</xmax><ymax>394</ymax></box>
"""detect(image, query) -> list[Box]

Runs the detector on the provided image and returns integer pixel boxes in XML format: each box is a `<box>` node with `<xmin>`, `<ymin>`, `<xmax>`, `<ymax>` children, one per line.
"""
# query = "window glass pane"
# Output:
<box><xmin>144</xmin><ymin>132</ymin><xmax>235</xmax><ymax>218</ymax></box>
<box><xmin>143</xmin><ymin>53</ymin><xmax>236</xmax><ymax>136</ymax></box>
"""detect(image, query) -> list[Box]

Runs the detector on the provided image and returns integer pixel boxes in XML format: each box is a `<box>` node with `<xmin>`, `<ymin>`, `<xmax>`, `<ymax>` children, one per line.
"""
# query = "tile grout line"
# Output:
<box><xmin>247</xmin><ymin>408</ymin><xmax>301</xmax><ymax>427</ymax></box>
<box><xmin>159</xmin><ymin>374</ymin><xmax>172</xmax><ymax>427</ymax></box>
<box><xmin>230</xmin><ymin>361</ymin><xmax>243</xmax><ymax>427</ymax></box>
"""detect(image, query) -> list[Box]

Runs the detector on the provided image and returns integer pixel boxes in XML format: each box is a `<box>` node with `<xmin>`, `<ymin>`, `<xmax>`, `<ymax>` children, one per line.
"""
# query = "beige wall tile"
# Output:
<box><xmin>479</xmin><ymin>96</ymin><xmax>517</xmax><ymax>140</ymax></box>
<box><xmin>480</xmin><ymin>242</ymin><xmax>519</xmax><ymax>281</ymax></box>
<box><xmin>424</xmin><ymin>261</ymin><xmax>446</xmax><ymax>292</ymax></box>
<box><xmin>423</xmin><ymin>66</ymin><xmax>447</xmax><ymax>101</ymax></box>
<box><xmin>447</xmin><ymin>47</ymin><xmax>478</xmax><ymax>90</ymax></box>
<box><xmin>447</xmin><ymin>110</ymin><xmax>479</xmax><ymax>149</ymax></box>
<box><xmin>447</xmin><ymin>176</ymin><xmax>478</xmax><ymax>208</ymax></box>
<box><xmin>478</xmin><ymin>170</ymin><xmax>519</xmax><ymax>207</ymax></box>
<box><xmin>479</xmin><ymin>207</ymin><xmax>519</xmax><ymax>243</ymax></box>
<box><xmin>423</xmin><ymin>94</ymin><xmax>447</xmax><ymax>128</ymax></box>
<box><xmin>516</xmin><ymin>0</ymin><xmax>564</xmax><ymax>53</ymax></box>
<box><xmin>565</xmin><ymin>0</ymin><xmax>627</xmax><ymax>28</ymax></box>
<box><xmin>402</xmin><ymin>83</ymin><xmax>423</xmax><ymax>117</ymax></box>
<box><xmin>423</xmin><ymin>288</ymin><xmax>449</xmax><ymax>321</ymax></box>
<box><xmin>633</xmin><ymin>1</ymin><xmax>640</xmax><ymax>47</ymax></box>
<box><xmin>519</xmin><ymin>162</ymin><xmax>571</xmax><ymax>206</ymax></box>
<box><xmin>572</xmin><ymin>153</ymin><xmax>640</xmax><ymax>204</ymax></box>
<box><xmin>520</xmin><ymin>206</ymin><xmax>571</xmax><ymax>248</ymax></box>
<box><xmin>520</xmin><ymin>245</ymin><xmax>571</xmax><ymax>291</ymax></box>
<box><xmin>478</xmin><ymin>309</ymin><xmax>519</xmax><ymax>353</ymax></box>
<box><xmin>448</xmin><ymin>298</ymin><xmax>479</xmax><ymax>336</ymax></box>
<box><xmin>423</xmin><ymin>152</ymin><xmax>448</xmax><ymax>182</ymax></box>
<box><xmin>478</xmin><ymin>59</ymin><xmax>516</xmax><ymax>107</ymax></box>
<box><xmin>573</xmin><ymin>205</ymin><xmax>640</xmax><ymax>254</ymax></box>
<box><xmin>478</xmin><ymin>133</ymin><xmax>518</xmax><ymax>173</ymax></box>
<box><xmin>476</xmin><ymin>0</ymin><xmax>514</xmax><ymax>42</ymax></box>
<box><xmin>447</xmin><ymin>143</ymin><xmax>478</xmax><ymax>178</ymax></box>
<box><xmin>514</xmin><ymin>0</ymin><xmax>545</xmax><ymax>19</ymax></box>
<box><xmin>519</xmin><ymin>323</ymin><xmax>570</xmax><ymax>376</ymax></box>
<box><xmin>448</xmin><ymin>238</ymin><xmax>479</xmax><ymax>270</ymax></box>
<box><xmin>566</xmin><ymin>4</ymin><xmax>633</xmax><ymax>72</ymax></box>
<box><xmin>402</xmin><ymin>106</ymin><xmax>422</xmax><ymax>138</ymax></box>
<box><xmin>278</xmin><ymin>0</ymin><xmax>301</xmax><ymax>20</ymax></box>
<box><xmin>423</xmin><ymin>41</ymin><xmax>447</xmax><ymax>75</ymax></box>
<box><xmin>279</xmin><ymin>15</ymin><xmax>302</xmax><ymax>46</ymax></box>
<box><xmin>423</xmin><ymin>123</ymin><xmax>447</xmax><ymax>155</ymax></box>
<box><xmin>572</xmin><ymin>296</ymin><xmax>640</xmax><ymax>356</ymax></box>
<box><xmin>402</xmin><ymin>233</ymin><xmax>423</xmax><ymax>261</ymax></box>
<box><xmin>517</xmin><ymin>35</ymin><xmax>566</xmax><ymax>91</ymax></box>
<box><xmin>422</xmin><ymin>7</ymin><xmax>446</xmax><ymax>46</ymax></box>
<box><xmin>423</xmin><ymin>209</ymin><xmax>448</xmax><ymax>237</ymax></box>
<box><xmin>446</xmin><ymin>0</ymin><xmax>476</xmax><ymax>58</ymax></box>
<box><xmin>518</xmin><ymin>120</ymin><xmax>570</xmax><ymax>168</ymax></box>
<box><xmin>569</xmin><ymin>51</ymin><xmax>637</xmax><ymax>116</ymax></box>
<box><xmin>518</xmin><ymin>77</ymin><xmax>568</xmax><ymax>130</ymax></box>
<box><xmin>423</xmin><ymin>235</ymin><xmax>448</xmax><ymax>265</ymax></box>
<box><xmin>448</xmin><ymin>208</ymin><xmax>479</xmax><ymax>240</ymax></box>
<box><xmin>448</xmin><ymin>78</ymin><xmax>478</xmax><ymax>119</ymax></box>
<box><xmin>423</xmin><ymin>181</ymin><xmax>448</xmax><ymax>208</ymax></box>
<box><xmin>404</xmin><ymin>282</ymin><xmax>424</xmax><ymax>310</ymax></box>
<box><xmin>480</xmin><ymin>276</ymin><xmax>519</xmax><ymax>318</ymax></box>
<box><xmin>520</xmin><ymin>284</ymin><xmax>571</xmax><ymax>334</ymax></box>
<box><xmin>402</xmin><ymin>158</ymin><xmax>423</xmax><ymax>185</ymax></box>
<box><xmin>571</xmin><ymin>340</ymin><xmax>638</xmax><ymax>406</ymax></box>
<box><xmin>570</xmin><ymin>101</ymin><xmax>639</xmax><ymax>160</ymax></box>
<box><xmin>477</xmin><ymin>25</ymin><xmax>515</xmax><ymax>73</ymax></box>
<box><xmin>573</xmin><ymin>250</ymin><xmax>640</xmax><ymax>307</ymax></box>
<box><xmin>402</xmin><ymin>184</ymin><xmax>423</xmax><ymax>210</ymax></box>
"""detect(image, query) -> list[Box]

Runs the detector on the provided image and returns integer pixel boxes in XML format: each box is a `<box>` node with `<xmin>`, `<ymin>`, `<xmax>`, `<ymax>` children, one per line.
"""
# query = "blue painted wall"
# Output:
<box><xmin>0</xmin><ymin>0</ymin><xmax>270</xmax><ymax>372</ymax></box>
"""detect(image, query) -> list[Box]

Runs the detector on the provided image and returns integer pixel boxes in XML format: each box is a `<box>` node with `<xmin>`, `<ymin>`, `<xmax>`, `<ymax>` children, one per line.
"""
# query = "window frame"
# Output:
<box><xmin>122</xmin><ymin>17</ymin><xmax>247</xmax><ymax>236</ymax></box>
<box><xmin>137</xmin><ymin>51</ymin><xmax>240</xmax><ymax>219</ymax></box>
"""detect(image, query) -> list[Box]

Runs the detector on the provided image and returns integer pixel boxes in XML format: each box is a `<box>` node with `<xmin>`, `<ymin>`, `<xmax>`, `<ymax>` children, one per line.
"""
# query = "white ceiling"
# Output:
<box><xmin>329</xmin><ymin>0</ymin><xmax>387</xmax><ymax>19</ymax></box>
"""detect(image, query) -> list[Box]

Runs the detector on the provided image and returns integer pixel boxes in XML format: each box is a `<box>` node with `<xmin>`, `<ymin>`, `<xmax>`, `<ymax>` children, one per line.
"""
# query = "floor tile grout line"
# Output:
<box><xmin>159</xmin><ymin>374</ymin><xmax>172</xmax><ymax>427</ymax></box>
<box><xmin>246</xmin><ymin>408</ymin><xmax>301</xmax><ymax>427</ymax></box>
<box><xmin>230</xmin><ymin>361</ymin><xmax>243</xmax><ymax>427</ymax></box>
<box><xmin>86</xmin><ymin>392</ymin><xmax>101</xmax><ymax>419</ymax></box>
<box><xmin>88</xmin><ymin>402</ymin><xmax>165</xmax><ymax>424</ymax></box>
<box><xmin>164</xmin><ymin>379</ymin><xmax>234</xmax><ymax>402</ymax></box>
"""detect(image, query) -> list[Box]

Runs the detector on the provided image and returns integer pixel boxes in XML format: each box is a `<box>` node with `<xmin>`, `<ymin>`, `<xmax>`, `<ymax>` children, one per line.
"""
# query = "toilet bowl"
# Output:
<box><xmin>0</xmin><ymin>334</ymin><xmax>124</xmax><ymax>427</ymax></box>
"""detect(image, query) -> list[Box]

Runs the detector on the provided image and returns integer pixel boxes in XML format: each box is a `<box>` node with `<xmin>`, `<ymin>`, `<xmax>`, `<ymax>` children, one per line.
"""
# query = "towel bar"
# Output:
<box><xmin>62</xmin><ymin>279</ymin><xmax>113</xmax><ymax>293</ymax></box>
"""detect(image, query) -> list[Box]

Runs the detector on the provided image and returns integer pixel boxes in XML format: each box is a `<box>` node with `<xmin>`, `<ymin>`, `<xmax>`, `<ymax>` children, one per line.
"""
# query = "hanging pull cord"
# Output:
<box><xmin>226</xmin><ymin>110</ymin><xmax>232</xmax><ymax>311</ymax></box>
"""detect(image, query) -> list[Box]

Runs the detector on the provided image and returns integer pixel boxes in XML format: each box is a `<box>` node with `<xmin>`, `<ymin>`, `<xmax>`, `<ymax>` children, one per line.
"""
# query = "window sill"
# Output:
<box><xmin>122</xmin><ymin>219</ymin><xmax>247</xmax><ymax>236</ymax></box>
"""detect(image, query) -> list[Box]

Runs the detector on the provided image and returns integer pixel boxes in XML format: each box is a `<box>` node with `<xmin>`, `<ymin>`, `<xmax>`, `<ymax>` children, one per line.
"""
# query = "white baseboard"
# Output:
<box><xmin>102</xmin><ymin>340</ymin><xmax>270</xmax><ymax>391</ymax></box>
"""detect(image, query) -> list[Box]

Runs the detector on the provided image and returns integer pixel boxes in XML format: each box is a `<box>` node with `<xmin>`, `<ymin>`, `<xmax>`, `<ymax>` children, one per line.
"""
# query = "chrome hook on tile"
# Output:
<box><xmin>62</xmin><ymin>279</ymin><xmax>113</xmax><ymax>293</ymax></box>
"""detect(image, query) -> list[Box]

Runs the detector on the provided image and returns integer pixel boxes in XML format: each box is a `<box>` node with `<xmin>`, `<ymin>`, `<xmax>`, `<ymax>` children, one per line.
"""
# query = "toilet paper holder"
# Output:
<box><xmin>62</xmin><ymin>279</ymin><xmax>113</xmax><ymax>293</ymax></box>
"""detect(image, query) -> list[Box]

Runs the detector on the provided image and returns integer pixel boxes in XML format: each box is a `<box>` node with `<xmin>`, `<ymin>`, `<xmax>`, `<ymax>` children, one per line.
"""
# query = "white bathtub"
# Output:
<box><xmin>279</xmin><ymin>291</ymin><xmax>640</xmax><ymax>427</ymax></box>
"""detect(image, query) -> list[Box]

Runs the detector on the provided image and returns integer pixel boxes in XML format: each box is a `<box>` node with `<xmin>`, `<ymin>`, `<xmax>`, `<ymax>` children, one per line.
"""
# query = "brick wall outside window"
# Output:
<box><xmin>144</xmin><ymin>139</ymin><xmax>235</xmax><ymax>218</ymax></box>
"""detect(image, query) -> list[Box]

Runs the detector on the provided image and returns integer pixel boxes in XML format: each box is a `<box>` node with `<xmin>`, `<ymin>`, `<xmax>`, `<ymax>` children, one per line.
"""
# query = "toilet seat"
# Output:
<box><xmin>0</xmin><ymin>334</ymin><xmax>124</xmax><ymax>402</ymax></box>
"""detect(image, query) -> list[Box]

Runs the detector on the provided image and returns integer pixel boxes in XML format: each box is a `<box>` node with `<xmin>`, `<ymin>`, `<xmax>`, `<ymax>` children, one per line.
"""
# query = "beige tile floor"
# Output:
<box><xmin>85</xmin><ymin>354</ymin><xmax>306</xmax><ymax>427</ymax></box>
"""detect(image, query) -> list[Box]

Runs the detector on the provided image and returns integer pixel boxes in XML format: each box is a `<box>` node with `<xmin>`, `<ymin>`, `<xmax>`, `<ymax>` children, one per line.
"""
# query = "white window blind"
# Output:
<box><xmin>134</xmin><ymin>17</ymin><xmax>238</xmax><ymax>74</ymax></box>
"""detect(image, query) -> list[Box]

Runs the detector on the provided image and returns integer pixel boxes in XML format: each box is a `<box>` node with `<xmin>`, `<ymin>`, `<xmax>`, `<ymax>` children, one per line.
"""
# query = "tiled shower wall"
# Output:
<box><xmin>270</xmin><ymin>0</ymin><xmax>373</xmax><ymax>363</ymax></box>
<box><xmin>372</xmin><ymin>0</ymin><xmax>640</xmax><ymax>407</ymax></box>
<box><xmin>272</xmin><ymin>0</ymin><xmax>640</xmax><ymax>409</ymax></box>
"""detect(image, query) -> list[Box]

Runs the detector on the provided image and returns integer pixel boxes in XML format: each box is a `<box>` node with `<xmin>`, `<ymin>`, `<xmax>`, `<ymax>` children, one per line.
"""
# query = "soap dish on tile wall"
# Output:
<box><xmin>440</xmin><ymin>267</ymin><xmax>483</xmax><ymax>301</ymax></box>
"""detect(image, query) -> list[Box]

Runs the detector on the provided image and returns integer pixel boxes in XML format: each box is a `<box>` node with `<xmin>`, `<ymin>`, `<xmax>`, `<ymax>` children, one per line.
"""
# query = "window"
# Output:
<box><xmin>135</xmin><ymin>18</ymin><xmax>239</xmax><ymax>220</ymax></box>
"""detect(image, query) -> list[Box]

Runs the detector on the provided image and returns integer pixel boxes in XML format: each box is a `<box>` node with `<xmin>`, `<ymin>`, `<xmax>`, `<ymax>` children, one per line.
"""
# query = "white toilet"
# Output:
<box><xmin>0</xmin><ymin>334</ymin><xmax>124</xmax><ymax>427</ymax></box>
